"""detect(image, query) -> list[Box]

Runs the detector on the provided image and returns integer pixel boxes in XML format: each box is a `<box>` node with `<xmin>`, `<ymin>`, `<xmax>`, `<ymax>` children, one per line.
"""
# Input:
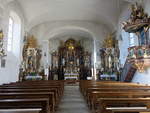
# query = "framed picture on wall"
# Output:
<box><xmin>1</xmin><ymin>59</ymin><xmax>6</xmax><ymax>68</ymax></box>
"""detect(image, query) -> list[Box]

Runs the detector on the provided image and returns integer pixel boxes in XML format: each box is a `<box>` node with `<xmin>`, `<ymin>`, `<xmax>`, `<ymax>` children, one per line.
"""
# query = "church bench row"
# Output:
<box><xmin>82</xmin><ymin>84</ymin><xmax>150</xmax><ymax>102</ymax></box>
<box><xmin>98</xmin><ymin>98</ymin><xmax>150</xmax><ymax>113</ymax></box>
<box><xmin>79</xmin><ymin>80</ymin><xmax>150</xmax><ymax>113</ymax></box>
<box><xmin>0</xmin><ymin>98</ymin><xmax>50</xmax><ymax>113</ymax></box>
<box><xmin>86</xmin><ymin>87</ymin><xmax>150</xmax><ymax>106</ymax></box>
<box><xmin>0</xmin><ymin>87</ymin><xmax>59</xmax><ymax>107</ymax></box>
<box><xmin>0</xmin><ymin>82</ymin><xmax>64</xmax><ymax>112</ymax></box>
<box><xmin>1</xmin><ymin>80</ymin><xmax>64</xmax><ymax>101</ymax></box>
<box><xmin>79</xmin><ymin>80</ymin><xmax>147</xmax><ymax>96</ymax></box>
<box><xmin>0</xmin><ymin>80</ymin><xmax>64</xmax><ymax>113</ymax></box>
<box><xmin>82</xmin><ymin>82</ymin><xmax>150</xmax><ymax>97</ymax></box>
<box><xmin>89</xmin><ymin>91</ymin><xmax>150</xmax><ymax>113</ymax></box>
<box><xmin>3</xmin><ymin>80</ymin><xmax>64</xmax><ymax>91</ymax></box>
<box><xmin>0</xmin><ymin>87</ymin><xmax>60</xmax><ymax>103</ymax></box>
<box><xmin>3</xmin><ymin>80</ymin><xmax>64</xmax><ymax>93</ymax></box>
<box><xmin>0</xmin><ymin>92</ymin><xmax>55</xmax><ymax>112</ymax></box>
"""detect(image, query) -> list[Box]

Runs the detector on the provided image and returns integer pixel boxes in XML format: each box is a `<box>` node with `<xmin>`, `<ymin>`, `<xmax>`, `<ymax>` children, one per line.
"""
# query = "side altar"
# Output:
<box><xmin>19</xmin><ymin>35</ymin><xmax>45</xmax><ymax>81</ymax></box>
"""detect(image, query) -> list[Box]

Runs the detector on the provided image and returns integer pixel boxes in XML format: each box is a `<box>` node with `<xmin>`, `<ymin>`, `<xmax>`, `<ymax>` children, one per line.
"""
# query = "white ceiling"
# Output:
<box><xmin>14</xmin><ymin>0</ymin><xmax>129</xmax><ymax>30</ymax></box>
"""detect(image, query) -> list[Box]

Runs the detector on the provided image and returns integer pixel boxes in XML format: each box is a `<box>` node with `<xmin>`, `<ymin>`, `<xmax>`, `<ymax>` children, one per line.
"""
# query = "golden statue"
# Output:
<box><xmin>65</xmin><ymin>38</ymin><xmax>76</xmax><ymax>50</ymax></box>
<box><xmin>20</xmin><ymin>35</ymin><xmax>42</xmax><ymax>81</ymax></box>
<box><xmin>103</xmin><ymin>33</ymin><xmax>115</xmax><ymax>48</ymax></box>
<box><xmin>26</xmin><ymin>35</ymin><xmax>38</xmax><ymax>48</ymax></box>
<box><xmin>122</xmin><ymin>3</ymin><xmax>150</xmax><ymax>33</ymax></box>
<box><xmin>0</xmin><ymin>30</ymin><xmax>4</xmax><ymax>39</ymax></box>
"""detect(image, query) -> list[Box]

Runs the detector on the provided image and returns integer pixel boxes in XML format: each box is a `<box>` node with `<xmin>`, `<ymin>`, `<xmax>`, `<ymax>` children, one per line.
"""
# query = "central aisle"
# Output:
<box><xmin>56</xmin><ymin>85</ymin><xmax>91</xmax><ymax>113</ymax></box>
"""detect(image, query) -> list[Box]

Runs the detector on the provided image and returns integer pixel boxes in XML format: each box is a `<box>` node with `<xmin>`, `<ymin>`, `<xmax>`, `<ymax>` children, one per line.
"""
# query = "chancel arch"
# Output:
<box><xmin>41</xmin><ymin>27</ymin><xmax>95</xmax><ymax>80</ymax></box>
<box><xmin>48</xmin><ymin>36</ymin><xmax>94</xmax><ymax>80</ymax></box>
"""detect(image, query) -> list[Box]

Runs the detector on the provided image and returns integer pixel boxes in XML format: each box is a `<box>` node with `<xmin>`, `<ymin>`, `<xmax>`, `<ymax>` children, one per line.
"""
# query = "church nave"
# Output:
<box><xmin>1</xmin><ymin>0</ymin><xmax>150</xmax><ymax>113</ymax></box>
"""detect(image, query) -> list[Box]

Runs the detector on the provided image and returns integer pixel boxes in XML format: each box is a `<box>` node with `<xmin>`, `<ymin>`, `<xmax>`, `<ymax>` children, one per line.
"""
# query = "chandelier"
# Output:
<box><xmin>0</xmin><ymin>30</ymin><xmax>6</xmax><ymax>59</ymax></box>
<box><xmin>122</xmin><ymin>3</ymin><xmax>150</xmax><ymax>72</ymax></box>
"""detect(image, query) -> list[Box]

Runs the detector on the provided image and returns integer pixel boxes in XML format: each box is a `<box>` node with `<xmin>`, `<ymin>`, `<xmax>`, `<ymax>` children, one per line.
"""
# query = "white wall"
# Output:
<box><xmin>0</xmin><ymin>1</ymin><xmax>25</xmax><ymax>85</ymax></box>
<box><xmin>132</xmin><ymin>68</ymin><xmax>150</xmax><ymax>84</ymax></box>
<box><xmin>117</xmin><ymin>4</ymin><xmax>130</xmax><ymax>67</ymax></box>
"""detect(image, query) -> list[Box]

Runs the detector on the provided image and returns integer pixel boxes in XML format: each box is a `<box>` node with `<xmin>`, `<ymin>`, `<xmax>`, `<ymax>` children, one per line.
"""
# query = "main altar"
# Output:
<box><xmin>50</xmin><ymin>38</ymin><xmax>91</xmax><ymax>80</ymax></box>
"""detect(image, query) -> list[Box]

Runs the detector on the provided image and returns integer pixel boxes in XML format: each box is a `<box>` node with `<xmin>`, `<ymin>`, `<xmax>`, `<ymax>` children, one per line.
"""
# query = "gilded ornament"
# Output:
<box><xmin>122</xmin><ymin>3</ymin><xmax>150</xmax><ymax>33</ymax></box>
<box><xmin>26</xmin><ymin>35</ymin><xmax>38</xmax><ymax>48</ymax></box>
<box><xmin>19</xmin><ymin>34</ymin><xmax>42</xmax><ymax>81</ymax></box>
<box><xmin>103</xmin><ymin>34</ymin><xmax>115</xmax><ymax>48</ymax></box>
<box><xmin>0</xmin><ymin>30</ymin><xmax>4</xmax><ymax>39</ymax></box>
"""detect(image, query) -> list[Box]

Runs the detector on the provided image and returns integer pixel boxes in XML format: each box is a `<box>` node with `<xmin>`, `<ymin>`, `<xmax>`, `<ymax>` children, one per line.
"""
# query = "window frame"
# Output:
<box><xmin>7</xmin><ymin>16</ymin><xmax>14</xmax><ymax>52</ymax></box>
<box><xmin>129</xmin><ymin>33</ymin><xmax>135</xmax><ymax>47</ymax></box>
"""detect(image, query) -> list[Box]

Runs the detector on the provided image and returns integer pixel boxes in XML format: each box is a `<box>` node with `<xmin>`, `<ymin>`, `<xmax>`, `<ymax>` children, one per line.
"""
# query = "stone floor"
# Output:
<box><xmin>56</xmin><ymin>85</ymin><xmax>91</xmax><ymax>113</ymax></box>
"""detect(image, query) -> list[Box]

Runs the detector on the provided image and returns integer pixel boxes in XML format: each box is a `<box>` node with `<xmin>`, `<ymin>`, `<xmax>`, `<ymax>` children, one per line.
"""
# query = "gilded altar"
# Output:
<box><xmin>19</xmin><ymin>35</ymin><xmax>43</xmax><ymax>81</ymax></box>
<box><xmin>99</xmin><ymin>33</ymin><xmax>120</xmax><ymax>80</ymax></box>
<box><xmin>51</xmin><ymin>38</ymin><xmax>91</xmax><ymax>80</ymax></box>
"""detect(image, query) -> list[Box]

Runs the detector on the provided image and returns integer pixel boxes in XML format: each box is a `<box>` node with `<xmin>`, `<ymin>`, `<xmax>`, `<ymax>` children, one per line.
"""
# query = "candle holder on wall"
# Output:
<box><xmin>122</xmin><ymin>3</ymin><xmax>150</xmax><ymax>72</ymax></box>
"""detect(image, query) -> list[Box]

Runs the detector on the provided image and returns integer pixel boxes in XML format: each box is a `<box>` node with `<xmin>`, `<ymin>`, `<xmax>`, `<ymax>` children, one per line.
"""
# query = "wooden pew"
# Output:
<box><xmin>0</xmin><ymin>80</ymin><xmax>64</xmax><ymax>113</ymax></box>
<box><xmin>0</xmin><ymin>88</ymin><xmax>59</xmax><ymax>105</ymax></box>
<box><xmin>2</xmin><ymin>82</ymin><xmax>64</xmax><ymax>97</ymax></box>
<box><xmin>3</xmin><ymin>80</ymin><xmax>64</xmax><ymax>94</ymax></box>
<box><xmin>98</xmin><ymin>98</ymin><xmax>150</xmax><ymax>113</ymax></box>
<box><xmin>79</xmin><ymin>80</ymin><xmax>147</xmax><ymax>97</ymax></box>
<box><xmin>0</xmin><ymin>81</ymin><xmax>64</xmax><ymax>105</ymax></box>
<box><xmin>79</xmin><ymin>80</ymin><xmax>150</xmax><ymax>113</ymax></box>
<box><xmin>111</xmin><ymin>108</ymin><xmax>150</xmax><ymax>113</ymax></box>
<box><xmin>0</xmin><ymin>98</ymin><xmax>50</xmax><ymax>113</ymax></box>
<box><xmin>0</xmin><ymin>92</ymin><xmax>55</xmax><ymax>112</ymax></box>
<box><xmin>79</xmin><ymin>80</ymin><xmax>142</xmax><ymax>93</ymax></box>
<box><xmin>86</xmin><ymin>87</ymin><xmax>150</xmax><ymax>104</ymax></box>
<box><xmin>89</xmin><ymin>91</ymin><xmax>150</xmax><ymax>113</ymax></box>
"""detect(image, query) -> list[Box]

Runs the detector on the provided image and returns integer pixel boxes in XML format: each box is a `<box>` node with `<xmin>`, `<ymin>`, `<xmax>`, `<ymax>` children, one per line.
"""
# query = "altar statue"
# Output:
<box><xmin>0</xmin><ymin>30</ymin><xmax>6</xmax><ymax>59</ymax></box>
<box><xmin>99</xmin><ymin>33</ymin><xmax>120</xmax><ymax>80</ymax></box>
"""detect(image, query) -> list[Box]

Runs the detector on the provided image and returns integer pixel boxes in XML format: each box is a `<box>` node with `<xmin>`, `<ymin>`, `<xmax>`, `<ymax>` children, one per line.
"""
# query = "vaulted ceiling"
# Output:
<box><xmin>12</xmin><ymin>0</ymin><xmax>130</xmax><ymax>30</ymax></box>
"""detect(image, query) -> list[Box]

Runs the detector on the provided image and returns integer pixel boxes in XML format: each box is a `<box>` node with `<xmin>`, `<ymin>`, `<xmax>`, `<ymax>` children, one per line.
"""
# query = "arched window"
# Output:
<box><xmin>7</xmin><ymin>11</ymin><xmax>21</xmax><ymax>57</ymax></box>
<box><xmin>7</xmin><ymin>17</ymin><xmax>14</xmax><ymax>51</ymax></box>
